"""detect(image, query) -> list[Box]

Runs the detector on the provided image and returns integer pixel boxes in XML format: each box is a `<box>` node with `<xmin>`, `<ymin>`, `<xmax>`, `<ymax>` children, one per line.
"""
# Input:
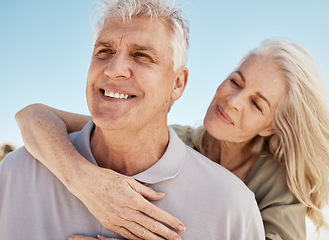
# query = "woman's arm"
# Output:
<box><xmin>15</xmin><ymin>104</ymin><xmax>185</xmax><ymax>240</ymax></box>
<box><xmin>15</xmin><ymin>104</ymin><xmax>91</xmax><ymax>187</ymax></box>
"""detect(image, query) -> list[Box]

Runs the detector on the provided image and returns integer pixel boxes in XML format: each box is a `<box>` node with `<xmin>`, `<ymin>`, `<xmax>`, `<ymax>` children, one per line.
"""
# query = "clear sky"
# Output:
<box><xmin>1</xmin><ymin>0</ymin><xmax>329</xmax><ymax>238</ymax></box>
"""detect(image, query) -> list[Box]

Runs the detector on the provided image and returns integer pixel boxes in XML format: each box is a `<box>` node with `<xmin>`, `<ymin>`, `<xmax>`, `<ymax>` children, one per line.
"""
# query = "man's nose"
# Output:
<box><xmin>104</xmin><ymin>52</ymin><xmax>132</xmax><ymax>80</ymax></box>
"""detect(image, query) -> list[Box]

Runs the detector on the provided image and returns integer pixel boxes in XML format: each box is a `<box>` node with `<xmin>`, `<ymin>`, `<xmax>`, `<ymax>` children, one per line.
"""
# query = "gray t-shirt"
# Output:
<box><xmin>0</xmin><ymin>121</ymin><xmax>265</xmax><ymax>239</ymax></box>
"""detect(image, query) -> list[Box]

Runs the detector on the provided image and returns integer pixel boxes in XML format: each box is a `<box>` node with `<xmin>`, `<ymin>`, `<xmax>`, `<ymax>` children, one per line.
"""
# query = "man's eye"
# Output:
<box><xmin>135</xmin><ymin>52</ymin><xmax>148</xmax><ymax>57</ymax></box>
<box><xmin>95</xmin><ymin>49</ymin><xmax>114</xmax><ymax>57</ymax></box>
<box><xmin>102</xmin><ymin>49</ymin><xmax>114</xmax><ymax>54</ymax></box>
<box><xmin>133</xmin><ymin>52</ymin><xmax>154</xmax><ymax>63</ymax></box>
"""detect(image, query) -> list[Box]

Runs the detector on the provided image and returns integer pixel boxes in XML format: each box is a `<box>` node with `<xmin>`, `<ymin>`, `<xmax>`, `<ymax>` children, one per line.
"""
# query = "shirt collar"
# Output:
<box><xmin>72</xmin><ymin>121</ymin><xmax>187</xmax><ymax>184</ymax></box>
<box><xmin>71</xmin><ymin>120</ymin><xmax>97</xmax><ymax>166</ymax></box>
<box><xmin>133</xmin><ymin>127</ymin><xmax>187</xmax><ymax>184</ymax></box>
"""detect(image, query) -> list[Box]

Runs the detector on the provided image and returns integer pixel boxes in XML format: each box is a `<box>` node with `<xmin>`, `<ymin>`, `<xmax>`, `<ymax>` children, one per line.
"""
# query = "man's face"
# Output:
<box><xmin>86</xmin><ymin>16</ymin><xmax>180</xmax><ymax>132</ymax></box>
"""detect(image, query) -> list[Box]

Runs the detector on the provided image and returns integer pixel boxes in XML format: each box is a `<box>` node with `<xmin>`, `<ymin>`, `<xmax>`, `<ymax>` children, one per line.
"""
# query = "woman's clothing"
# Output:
<box><xmin>171</xmin><ymin>124</ymin><xmax>307</xmax><ymax>240</ymax></box>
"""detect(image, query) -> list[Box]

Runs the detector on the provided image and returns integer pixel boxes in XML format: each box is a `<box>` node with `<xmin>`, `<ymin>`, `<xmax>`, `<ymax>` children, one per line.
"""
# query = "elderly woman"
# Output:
<box><xmin>16</xmin><ymin>38</ymin><xmax>329</xmax><ymax>240</ymax></box>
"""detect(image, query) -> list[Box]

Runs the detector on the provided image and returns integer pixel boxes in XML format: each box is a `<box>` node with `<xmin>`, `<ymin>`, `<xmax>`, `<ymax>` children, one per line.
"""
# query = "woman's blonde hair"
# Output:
<box><xmin>194</xmin><ymin>38</ymin><xmax>329</xmax><ymax>229</ymax></box>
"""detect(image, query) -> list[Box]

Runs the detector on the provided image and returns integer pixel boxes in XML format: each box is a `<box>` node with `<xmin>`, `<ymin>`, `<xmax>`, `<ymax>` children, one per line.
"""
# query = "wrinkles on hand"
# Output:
<box><xmin>71</xmin><ymin>162</ymin><xmax>185</xmax><ymax>240</ymax></box>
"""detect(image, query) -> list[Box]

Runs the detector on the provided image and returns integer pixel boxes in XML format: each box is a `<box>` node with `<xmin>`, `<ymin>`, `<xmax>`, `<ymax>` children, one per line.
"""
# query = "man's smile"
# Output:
<box><xmin>100</xmin><ymin>89</ymin><xmax>136</xmax><ymax>99</ymax></box>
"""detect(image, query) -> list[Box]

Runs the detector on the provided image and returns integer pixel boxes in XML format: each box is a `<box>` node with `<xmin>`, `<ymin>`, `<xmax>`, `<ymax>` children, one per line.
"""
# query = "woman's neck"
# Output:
<box><xmin>203</xmin><ymin>132</ymin><xmax>258</xmax><ymax>181</ymax></box>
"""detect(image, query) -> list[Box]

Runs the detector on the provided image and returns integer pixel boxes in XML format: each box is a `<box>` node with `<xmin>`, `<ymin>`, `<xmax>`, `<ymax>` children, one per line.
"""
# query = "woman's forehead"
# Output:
<box><xmin>237</xmin><ymin>57</ymin><xmax>287</xmax><ymax>108</ymax></box>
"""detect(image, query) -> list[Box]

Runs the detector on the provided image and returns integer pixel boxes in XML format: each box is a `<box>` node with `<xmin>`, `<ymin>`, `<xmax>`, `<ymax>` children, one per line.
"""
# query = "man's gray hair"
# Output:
<box><xmin>92</xmin><ymin>0</ymin><xmax>189</xmax><ymax>71</ymax></box>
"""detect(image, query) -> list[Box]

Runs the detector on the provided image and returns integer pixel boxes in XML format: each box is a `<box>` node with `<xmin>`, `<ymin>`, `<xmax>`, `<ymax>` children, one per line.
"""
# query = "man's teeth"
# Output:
<box><xmin>104</xmin><ymin>91</ymin><xmax>128</xmax><ymax>99</ymax></box>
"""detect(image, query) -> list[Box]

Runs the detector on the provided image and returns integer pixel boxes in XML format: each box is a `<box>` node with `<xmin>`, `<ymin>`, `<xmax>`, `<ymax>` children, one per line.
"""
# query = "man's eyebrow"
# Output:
<box><xmin>131</xmin><ymin>43</ymin><xmax>157</xmax><ymax>52</ymax></box>
<box><xmin>94</xmin><ymin>42</ymin><xmax>158</xmax><ymax>55</ymax></box>
<box><xmin>94</xmin><ymin>41</ymin><xmax>113</xmax><ymax>48</ymax></box>
<box><xmin>235</xmin><ymin>70</ymin><xmax>271</xmax><ymax>108</ymax></box>
<box><xmin>132</xmin><ymin>44</ymin><xmax>160</xmax><ymax>61</ymax></box>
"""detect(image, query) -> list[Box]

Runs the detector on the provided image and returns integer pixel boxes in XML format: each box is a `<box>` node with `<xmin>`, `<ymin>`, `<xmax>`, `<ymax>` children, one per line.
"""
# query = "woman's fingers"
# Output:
<box><xmin>108</xmin><ymin>225</ymin><xmax>145</xmax><ymax>240</ymax></box>
<box><xmin>73</xmin><ymin>166</ymin><xmax>184</xmax><ymax>239</ymax></box>
<box><xmin>140</xmin><ymin>199</ymin><xmax>186</xmax><ymax>233</ymax></box>
<box><xmin>126</xmin><ymin>178</ymin><xmax>186</xmax><ymax>233</ymax></box>
<box><xmin>127</xmin><ymin>179</ymin><xmax>165</xmax><ymax>201</ymax></box>
<box><xmin>103</xmin><ymin>200</ymin><xmax>181</xmax><ymax>240</ymax></box>
<box><xmin>68</xmin><ymin>235</ymin><xmax>98</xmax><ymax>240</ymax></box>
<box><xmin>97</xmin><ymin>235</ymin><xmax>120</xmax><ymax>240</ymax></box>
<box><xmin>114</xmin><ymin>222</ymin><xmax>167</xmax><ymax>240</ymax></box>
<box><xmin>68</xmin><ymin>235</ymin><xmax>119</xmax><ymax>240</ymax></box>
<box><xmin>123</xmin><ymin>207</ymin><xmax>183</xmax><ymax>240</ymax></box>
<box><xmin>98</xmin><ymin>199</ymin><xmax>182</xmax><ymax>240</ymax></box>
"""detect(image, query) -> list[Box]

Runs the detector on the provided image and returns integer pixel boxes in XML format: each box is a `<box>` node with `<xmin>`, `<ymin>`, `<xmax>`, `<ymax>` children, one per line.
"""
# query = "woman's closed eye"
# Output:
<box><xmin>230</xmin><ymin>79</ymin><xmax>241</xmax><ymax>88</ymax></box>
<box><xmin>251</xmin><ymin>99</ymin><xmax>262</xmax><ymax>112</ymax></box>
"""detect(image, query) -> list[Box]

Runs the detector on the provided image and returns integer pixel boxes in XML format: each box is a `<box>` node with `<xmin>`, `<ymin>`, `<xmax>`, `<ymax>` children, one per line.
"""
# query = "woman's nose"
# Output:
<box><xmin>227</xmin><ymin>93</ymin><xmax>243</xmax><ymax>111</ymax></box>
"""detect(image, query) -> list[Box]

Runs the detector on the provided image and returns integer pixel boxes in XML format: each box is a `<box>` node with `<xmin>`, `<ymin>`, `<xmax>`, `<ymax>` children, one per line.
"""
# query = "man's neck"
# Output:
<box><xmin>90</xmin><ymin>125</ymin><xmax>169</xmax><ymax>176</ymax></box>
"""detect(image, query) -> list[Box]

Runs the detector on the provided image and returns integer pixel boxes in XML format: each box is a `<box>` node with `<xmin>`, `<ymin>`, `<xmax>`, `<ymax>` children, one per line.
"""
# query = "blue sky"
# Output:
<box><xmin>1</xmin><ymin>0</ymin><xmax>329</xmax><ymax>147</ymax></box>
<box><xmin>1</xmin><ymin>1</ymin><xmax>329</xmax><ymax>238</ymax></box>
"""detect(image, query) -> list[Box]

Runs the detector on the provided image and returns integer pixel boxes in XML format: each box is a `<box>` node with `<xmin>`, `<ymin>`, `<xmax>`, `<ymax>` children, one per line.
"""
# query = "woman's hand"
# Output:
<box><xmin>69</xmin><ymin>234</ymin><xmax>118</xmax><ymax>240</ymax></box>
<box><xmin>70</xmin><ymin>161</ymin><xmax>185</xmax><ymax>240</ymax></box>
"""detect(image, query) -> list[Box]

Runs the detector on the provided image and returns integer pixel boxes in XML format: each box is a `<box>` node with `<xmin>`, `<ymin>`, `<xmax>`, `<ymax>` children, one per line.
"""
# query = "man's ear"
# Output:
<box><xmin>171</xmin><ymin>67</ymin><xmax>188</xmax><ymax>101</ymax></box>
<box><xmin>258</xmin><ymin>126</ymin><xmax>275</xmax><ymax>137</ymax></box>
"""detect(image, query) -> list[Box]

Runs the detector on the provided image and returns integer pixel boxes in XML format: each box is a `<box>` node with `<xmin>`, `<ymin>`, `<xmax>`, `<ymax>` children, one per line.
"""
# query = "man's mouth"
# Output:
<box><xmin>101</xmin><ymin>89</ymin><xmax>135</xmax><ymax>99</ymax></box>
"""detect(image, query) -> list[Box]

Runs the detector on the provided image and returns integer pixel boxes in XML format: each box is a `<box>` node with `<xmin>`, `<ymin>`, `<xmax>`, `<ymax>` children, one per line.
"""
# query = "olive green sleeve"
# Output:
<box><xmin>245</xmin><ymin>156</ymin><xmax>307</xmax><ymax>240</ymax></box>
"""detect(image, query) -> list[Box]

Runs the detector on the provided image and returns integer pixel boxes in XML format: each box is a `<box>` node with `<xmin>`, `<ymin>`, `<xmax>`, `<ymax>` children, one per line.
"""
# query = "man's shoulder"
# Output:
<box><xmin>0</xmin><ymin>146</ymin><xmax>45</xmax><ymax>194</ymax></box>
<box><xmin>0</xmin><ymin>146</ymin><xmax>35</xmax><ymax>171</ymax></box>
<box><xmin>184</xmin><ymin>145</ymin><xmax>239</xmax><ymax>180</ymax></box>
<box><xmin>168</xmin><ymin>126</ymin><xmax>254</xmax><ymax>200</ymax></box>
<box><xmin>173</xmin><ymin>145</ymin><xmax>264</xmax><ymax>238</ymax></box>
<box><xmin>183</xmin><ymin>145</ymin><xmax>255</xmax><ymax>200</ymax></box>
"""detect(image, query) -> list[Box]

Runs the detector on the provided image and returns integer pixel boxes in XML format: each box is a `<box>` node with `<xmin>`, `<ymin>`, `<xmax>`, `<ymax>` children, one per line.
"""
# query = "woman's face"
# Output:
<box><xmin>204</xmin><ymin>56</ymin><xmax>287</xmax><ymax>143</ymax></box>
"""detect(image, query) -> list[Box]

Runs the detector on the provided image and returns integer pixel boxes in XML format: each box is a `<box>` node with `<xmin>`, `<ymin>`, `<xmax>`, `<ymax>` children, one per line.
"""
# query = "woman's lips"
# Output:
<box><xmin>217</xmin><ymin>105</ymin><xmax>234</xmax><ymax>125</ymax></box>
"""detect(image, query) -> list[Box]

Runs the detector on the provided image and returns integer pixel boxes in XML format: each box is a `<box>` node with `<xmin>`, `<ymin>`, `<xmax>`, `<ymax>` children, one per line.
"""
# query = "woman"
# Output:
<box><xmin>16</xmin><ymin>38</ymin><xmax>329</xmax><ymax>240</ymax></box>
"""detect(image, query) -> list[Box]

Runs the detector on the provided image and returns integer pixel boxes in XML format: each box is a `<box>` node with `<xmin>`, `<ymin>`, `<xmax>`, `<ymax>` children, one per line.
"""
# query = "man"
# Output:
<box><xmin>0</xmin><ymin>0</ymin><xmax>265</xmax><ymax>239</ymax></box>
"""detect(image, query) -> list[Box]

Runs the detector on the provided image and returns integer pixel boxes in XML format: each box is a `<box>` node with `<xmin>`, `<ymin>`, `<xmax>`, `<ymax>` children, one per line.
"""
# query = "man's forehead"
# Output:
<box><xmin>94</xmin><ymin>38</ymin><xmax>158</xmax><ymax>52</ymax></box>
<box><xmin>95</xmin><ymin>18</ymin><xmax>169</xmax><ymax>50</ymax></box>
<box><xmin>102</xmin><ymin>16</ymin><xmax>163</xmax><ymax>31</ymax></box>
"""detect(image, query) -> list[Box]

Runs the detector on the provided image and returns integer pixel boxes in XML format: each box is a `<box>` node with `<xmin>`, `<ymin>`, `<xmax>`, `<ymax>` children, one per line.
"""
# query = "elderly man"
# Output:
<box><xmin>0</xmin><ymin>0</ymin><xmax>265</xmax><ymax>239</ymax></box>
